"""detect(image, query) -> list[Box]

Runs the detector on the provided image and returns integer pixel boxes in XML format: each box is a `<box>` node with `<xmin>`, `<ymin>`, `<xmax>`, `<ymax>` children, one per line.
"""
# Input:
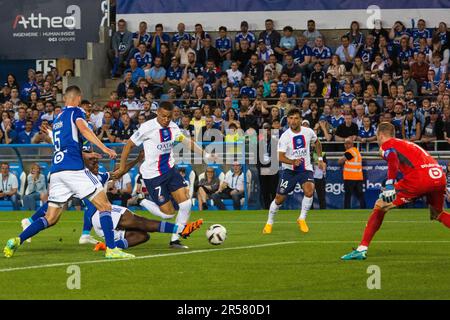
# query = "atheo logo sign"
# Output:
<box><xmin>13</xmin><ymin>5</ymin><xmax>81</xmax><ymax>30</ymax></box>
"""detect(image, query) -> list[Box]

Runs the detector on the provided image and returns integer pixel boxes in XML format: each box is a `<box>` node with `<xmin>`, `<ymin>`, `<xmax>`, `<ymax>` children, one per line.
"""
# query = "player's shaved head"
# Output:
<box><xmin>65</xmin><ymin>85</ymin><xmax>82</xmax><ymax>98</ymax></box>
<box><xmin>377</xmin><ymin>122</ymin><xmax>395</xmax><ymax>137</ymax></box>
<box><xmin>64</xmin><ymin>85</ymin><xmax>82</xmax><ymax>106</ymax></box>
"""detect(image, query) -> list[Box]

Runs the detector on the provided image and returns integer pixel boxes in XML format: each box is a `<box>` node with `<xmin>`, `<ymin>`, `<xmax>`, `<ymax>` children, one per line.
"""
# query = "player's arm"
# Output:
<box><xmin>114</xmin><ymin>139</ymin><xmax>136</xmax><ymax>179</ymax></box>
<box><xmin>76</xmin><ymin>118</ymin><xmax>117</xmax><ymax>159</ymax></box>
<box><xmin>380</xmin><ymin>148</ymin><xmax>399</xmax><ymax>203</ymax></box>
<box><xmin>279</xmin><ymin>152</ymin><xmax>302</xmax><ymax>167</ymax></box>
<box><xmin>122</xmin><ymin>150</ymin><xmax>144</xmax><ymax>175</ymax></box>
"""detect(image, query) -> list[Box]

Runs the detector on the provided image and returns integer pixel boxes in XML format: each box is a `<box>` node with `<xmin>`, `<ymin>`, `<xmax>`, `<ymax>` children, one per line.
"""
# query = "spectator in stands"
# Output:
<box><xmin>176</xmin><ymin>39</ymin><xmax>197</xmax><ymax>68</ymax></box>
<box><xmin>192</xmin><ymin>23</ymin><xmax>211</xmax><ymax>52</ymax></box>
<box><xmin>131</xmin><ymin>21</ymin><xmax>152</xmax><ymax>56</ymax></box>
<box><xmin>109</xmin><ymin>19</ymin><xmax>133</xmax><ymax>78</ymax></box>
<box><xmin>197</xmin><ymin>167</ymin><xmax>220</xmax><ymax>211</ymax></box>
<box><xmin>180</xmin><ymin>114</ymin><xmax>195</xmax><ymax>138</ymax></box>
<box><xmin>235</xmin><ymin>21</ymin><xmax>256</xmax><ymax>51</ymax></box>
<box><xmin>276</xmin><ymin>26</ymin><xmax>296</xmax><ymax>58</ymax></box>
<box><xmin>166</xmin><ymin>57</ymin><xmax>183</xmax><ymax>92</ymax></box>
<box><xmin>256</xmin><ymin>39</ymin><xmax>274</xmax><ymax>65</ymax></box>
<box><xmin>311</xmin><ymin>37</ymin><xmax>332</xmax><ymax>72</ymax></box>
<box><xmin>422</xmin><ymin>107</ymin><xmax>444</xmax><ymax>150</ymax></box>
<box><xmin>5</xmin><ymin>73</ymin><xmax>19</xmax><ymax>90</ymax></box>
<box><xmin>346</xmin><ymin>21</ymin><xmax>365</xmax><ymax>50</ymax></box>
<box><xmin>127</xmin><ymin>173</ymin><xmax>148</xmax><ymax>207</ymax></box>
<box><xmin>117</xmin><ymin>71</ymin><xmax>137</xmax><ymax>99</ymax></box>
<box><xmin>351</xmin><ymin>56</ymin><xmax>365</xmax><ymax>81</ymax></box>
<box><xmin>150</xmin><ymin>23</ymin><xmax>171</xmax><ymax>57</ymax></box>
<box><xmin>1</xmin><ymin>117</ymin><xmax>16</xmax><ymax>144</ymax></box>
<box><xmin>96</xmin><ymin>111</ymin><xmax>116</xmax><ymax>143</ymax></box>
<box><xmin>234</xmin><ymin>39</ymin><xmax>254</xmax><ymax>72</ymax></box>
<box><xmin>121</xmin><ymin>87</ymin><xmax>142</xmax><ymax>119</ymax></box>
<box><xmin>21</xmin><ymin>69</ymin><xmax>40</xmax><ymax>102</ymax></box>
<box><xmin>303</xmin><ymin>20</ymin><xmax>322</xmax><ymax>48</ymax></box>
<box><xmin>211</xmin><ymin>163</ymin><xmax>245</xmax><ymax>210</ymax></box>
<box><xmin>402</xmin><ymin>108</ymin><xmax>422</xmax><ymax>142</ymax></box>
<box><xmin>335</xmin><ymin>35</ymin><xmax>356</xmax><ymax>70</ymax></box>
<box><xmin>197</xmin><ymin>37</ymin><xmax>220</xmax><ymax>68</ymax></box>
<box><xmin>410</xmin><ymin>19</ymin><xmax>432</xmax><ymax>49</ymax></box>
<box><xmin>31</xmin><ymin>120</ymin><xmax>52</xmax><ymax>144</ymax></box>
<box><xmin>115</xmin><ymin>113</ymin><xmax>137</xmax><ymax>143</ymax></box>
<box><xmin>335</xmin><ymin>114</ymin><xmax>358</xmax><ymax>141</ymax></box>
<box><xmin>147</xmin><ymin>56</ymin><xmax>166</xmax><ymax>98</ymax></box>
<box><xmin>258</xmin><ymin>19</ymin><xmax>281</xmax><ymax>53</ymax></box>
<box><xmin>17</xmin><ymin>120</ymin><xmax>35</xmax><ymax>144</ymax></box>
<box><xmin>124</xmin><ymin>58</ymin><xmax>145</xmax><ymax>84</ymax></box>
<box><xmin>339</xmin><ymin>138</ymin><xmax>365</xmax><ymax>209</ymax></box>
<box><xmin>22</xmin><ymin>163</ymin><xmax>47</xmax><ymax>211</ymax></box>
<box><xmin>158</xmin><ymin>43</ymin><xmax>173</xmax><ymax>70</ymax></box>
<box><xmin>244</xmin><ymin>54</ymin><xmax>265</xmax><ymax>84</ymax></box>
<box><xmin>107</xmin><ymin>165</ymin><xmax>132</xmax><ymax>207</ymax></box>
<box><xmin>327</xmin><ymin>55</ymin><xmax>346</xmax><ymax>81</ymax></box>
<box><xmin>397</xmin><ymin>67</ymin><xmax>418</xmax><ymax>97</ymax></box>
<box><xmin>0</xmin><ymin>162</ymin><xmax>20</xmax><ymax>210</ymax></box>
<box><xmin>215</xmin><ymin>26</ymin><xmax>232</xmax><ymax>62</ymax></box>
<box><xmin>172</xmin><ymin>22</ymin><xmax>192</xmax><ymax>51</ymax></box>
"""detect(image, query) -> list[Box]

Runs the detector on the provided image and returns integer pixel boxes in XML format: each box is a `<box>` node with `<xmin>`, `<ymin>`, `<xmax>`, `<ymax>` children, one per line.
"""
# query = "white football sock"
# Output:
<box><xmin>140</xmin><ymin>199</ymin><xmax>175</xmax><ymax>220</ymax></box>
<box><xmin>299</xmin><ymin>196</ymin><xmax>313</xmax><ymax>220</ymax></box>
<box><xmin>357</xmin><ymin>245</ymin><xmax>368</xmax><ymax>252</ymax></box>
<box><xmin>171</xmin><ymin>200</ymin><xmax>192</xmax><ymax>242</ymax></box>
<box><xmin>267</xmin><ymin>200</ymin><xmax>281</xmax><ymax>225</ymax></box>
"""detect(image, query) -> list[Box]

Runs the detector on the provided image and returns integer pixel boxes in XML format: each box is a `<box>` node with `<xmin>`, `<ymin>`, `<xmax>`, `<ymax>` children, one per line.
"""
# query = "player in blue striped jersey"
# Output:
<box><xmin>4</xmin><ymin>86</ymin><xmax>133</xmax><ymax>260</ymax></box>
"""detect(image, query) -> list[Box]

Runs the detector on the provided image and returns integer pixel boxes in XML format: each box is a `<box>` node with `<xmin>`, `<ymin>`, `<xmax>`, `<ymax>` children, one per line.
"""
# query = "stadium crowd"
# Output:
<box><xmin>1</xmin><ymin>17</ymin><xmax>450</xmax><ymax>210</ymax></box>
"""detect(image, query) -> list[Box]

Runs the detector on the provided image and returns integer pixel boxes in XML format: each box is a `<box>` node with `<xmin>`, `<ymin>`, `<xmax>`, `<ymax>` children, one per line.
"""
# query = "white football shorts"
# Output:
<box><xmin>91</xmin><ymin>205</ymin><xmax>127</xmax><ymax>241</ymax></box>
<box><xmin>48</xmin><ymin>169</ymin><xmax>103</xmax><ymax>204</ymax></box>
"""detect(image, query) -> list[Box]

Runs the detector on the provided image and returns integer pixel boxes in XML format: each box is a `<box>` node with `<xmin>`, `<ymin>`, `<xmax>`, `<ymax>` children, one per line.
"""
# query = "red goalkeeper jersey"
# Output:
<box><xmin>381</xmin><ymin>138</ymin><xmax>439</xmax><ymax>180</ymax></box>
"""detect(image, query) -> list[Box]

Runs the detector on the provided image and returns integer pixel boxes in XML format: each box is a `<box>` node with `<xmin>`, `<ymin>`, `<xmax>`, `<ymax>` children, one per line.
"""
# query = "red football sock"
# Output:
<box><xmin>360</xmin><ymin>208</ymin><xmax>387</xmax><ymax>247</ymax></box>
<box><xmin>438</xmin><ymin>212</ymin><xmax>450</xmax><ymax>228</ymax></box>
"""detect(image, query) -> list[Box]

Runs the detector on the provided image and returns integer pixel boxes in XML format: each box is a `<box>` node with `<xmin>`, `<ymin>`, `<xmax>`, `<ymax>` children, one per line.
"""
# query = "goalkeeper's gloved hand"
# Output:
<box><xmin>380</xmin><ymin>179</ymin><xmax>396</xmax><ymax>203</ymax></box>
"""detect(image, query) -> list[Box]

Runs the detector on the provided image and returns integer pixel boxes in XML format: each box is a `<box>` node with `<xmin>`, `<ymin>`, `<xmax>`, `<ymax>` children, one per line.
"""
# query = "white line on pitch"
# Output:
<box><xmin>2</xmin><ymin>240</ymin><xmax>450</xmax><ymax>273</ymax></box>
<box><xmin>0</xmin><ymin>241</ymin><xmax>299</xmax><ymax>273</ymax></box>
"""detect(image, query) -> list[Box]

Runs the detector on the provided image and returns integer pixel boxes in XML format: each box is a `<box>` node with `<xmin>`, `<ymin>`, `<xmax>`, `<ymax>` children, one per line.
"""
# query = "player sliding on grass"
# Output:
<box><xmin>4</xmin><ymin>86</ymin><xmax>133</xmax><ymax>259</ymax></box>
<box><xmin>83</xmin><ymin>155</ymin><xmax>203</xmax><ymax>251</ymax></box>
<box><xmin>341</xmin><ymin>122</ymin><xmax>450</xmax><ymax>260</ymax></box>
<box><xmin>113</xmin><ymin>101</ymin><xmax>214</xmax><ymax>249</ymax></box>
<box><xmin>263</xmin><ymin>108</ymin><xmax>325</xmax><ymax>234</ymax></box>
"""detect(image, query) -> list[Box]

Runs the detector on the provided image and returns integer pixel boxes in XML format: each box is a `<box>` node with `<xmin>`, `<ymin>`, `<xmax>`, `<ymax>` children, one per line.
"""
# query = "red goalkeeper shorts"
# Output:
<box><xmin>393</xmin><ymin>167</ymin><xmax>447</xmax><ymax>212</ymax></box>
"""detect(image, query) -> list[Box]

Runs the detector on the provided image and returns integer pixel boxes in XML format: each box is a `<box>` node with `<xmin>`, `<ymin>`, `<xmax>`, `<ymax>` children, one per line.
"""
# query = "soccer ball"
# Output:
<box><xmin>206</xmin><ymin>224</ymin><xmax>227</xmax><ymax>245</ymax></box>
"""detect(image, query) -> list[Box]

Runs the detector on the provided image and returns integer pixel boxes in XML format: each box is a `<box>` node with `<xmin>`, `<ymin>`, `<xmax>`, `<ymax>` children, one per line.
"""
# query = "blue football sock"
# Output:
<box><xmin>29</xmin><ymin>203</ymin><xmax>49</xmax><ymax>223</ymax></box>
<box><xmin>82</xmin><ymin>210</ymin><xmax>93</xmax><ymax>235</ymax></box>
<box><xmin>99</xmin><ymin>211</ymin><xmax>116</xmax><ymax>249</ymax></box>
<box><xmin>115</xmin><ymin>239</ymin><xmax>128</xmax><ymax>249</ymax></box>
<box><xmin>158</xmin><ymin>221</ymin><xmax>179</xmax><ymax>234</ymax></box>
<box><xmin>19</xmin><ymin>217</ymin><xmax>49</xmax><ymax>244</ymax></box>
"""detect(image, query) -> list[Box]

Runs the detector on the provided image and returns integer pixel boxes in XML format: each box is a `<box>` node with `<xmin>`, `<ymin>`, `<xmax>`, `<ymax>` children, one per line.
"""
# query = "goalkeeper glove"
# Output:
<box><xmin>380</xmin><ymin>179</ymin><xmax>396</xmax><ymax>203</ymax></box>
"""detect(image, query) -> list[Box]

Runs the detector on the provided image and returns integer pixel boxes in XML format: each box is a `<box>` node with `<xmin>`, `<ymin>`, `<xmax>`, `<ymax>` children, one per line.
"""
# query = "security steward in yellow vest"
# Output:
<box><xmin>338</xmin><ymin>138</ymin><xmax>366</xmax><ymax>209</ymax></box>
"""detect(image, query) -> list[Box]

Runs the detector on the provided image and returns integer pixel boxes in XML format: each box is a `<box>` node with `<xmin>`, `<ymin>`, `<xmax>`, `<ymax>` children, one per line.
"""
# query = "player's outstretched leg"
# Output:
<box><xmin>140</xmin><ymin>198</ymin><xmax>176</xmax><ymax>220</ymax></box>
<box><xmin>20</xmin><ymin>203</ymin><xmax>49</xmax><ymax>243</ymax></box>
<box><xmin>4</xmin><ymin>212</ymin><xmax>53</xmax><ymax>258</ymax></box>
<box><xmin>341</xmin><ymin>201</ymin><xmax>389</xmax><ymax>260</ymax></box>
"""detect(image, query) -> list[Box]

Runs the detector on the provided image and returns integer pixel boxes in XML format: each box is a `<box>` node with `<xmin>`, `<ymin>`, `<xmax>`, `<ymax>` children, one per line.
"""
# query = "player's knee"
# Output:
<box><xmin>275</xmin><ymin>195</ymin><xmax>285</xmax><ymax>205</ymax></box>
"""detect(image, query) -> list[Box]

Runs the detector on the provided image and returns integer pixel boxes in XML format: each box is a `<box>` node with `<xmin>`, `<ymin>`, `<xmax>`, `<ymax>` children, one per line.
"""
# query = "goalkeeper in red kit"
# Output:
<box><xmin>341</xmin><ymin>122</ymin><xmax>449</xmax><ymax>260</ymax></box>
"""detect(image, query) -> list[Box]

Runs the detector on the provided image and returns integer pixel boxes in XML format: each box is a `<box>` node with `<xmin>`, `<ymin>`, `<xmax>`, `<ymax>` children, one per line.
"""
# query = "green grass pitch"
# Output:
<box><xmin>0</xmin><ymin>209</ymin><xmax>450</xmax><ymax>300</ymax></box>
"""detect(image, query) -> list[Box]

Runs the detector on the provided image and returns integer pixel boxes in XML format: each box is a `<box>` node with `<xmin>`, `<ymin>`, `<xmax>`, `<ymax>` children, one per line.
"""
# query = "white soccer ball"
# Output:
<box><xmin>206</xmin><ymin>224</ymin><xmax>227</xmax><ymax>245</ymax></box>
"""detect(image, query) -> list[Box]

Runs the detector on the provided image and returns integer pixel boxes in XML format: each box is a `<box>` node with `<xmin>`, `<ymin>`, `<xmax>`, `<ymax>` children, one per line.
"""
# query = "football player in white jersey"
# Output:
<box><xmin>263</xmin><ymin>108</ymin><xmax>325</xmax><ymax>234</ymax></box>
<box><xmin>114</xmin><ymin>101</ymin><xmax>212</xmax><ymax>249</ymax></box>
